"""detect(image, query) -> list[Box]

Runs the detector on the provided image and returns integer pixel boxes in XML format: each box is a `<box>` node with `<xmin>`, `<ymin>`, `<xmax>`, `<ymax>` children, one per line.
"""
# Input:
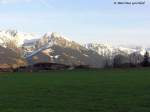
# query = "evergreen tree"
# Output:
<box><xmin>143</xmin><ymin>51</ymin><xmax>149</xmax><ymax>67</ymax></box>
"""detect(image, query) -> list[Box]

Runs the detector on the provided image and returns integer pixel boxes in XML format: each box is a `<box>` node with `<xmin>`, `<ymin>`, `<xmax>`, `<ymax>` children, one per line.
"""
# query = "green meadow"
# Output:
<box><xmin>0</xmin><ymin>68</ymin><xmax>150</xmax><ymax>112</ymax></box>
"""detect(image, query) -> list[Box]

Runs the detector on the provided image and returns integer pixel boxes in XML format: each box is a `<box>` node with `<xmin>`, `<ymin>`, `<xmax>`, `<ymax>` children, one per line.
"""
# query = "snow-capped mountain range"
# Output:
<box><xmin>0</xmin><ymin>29</ymin><xmax>148</xmax><ymax>68</ymax></box>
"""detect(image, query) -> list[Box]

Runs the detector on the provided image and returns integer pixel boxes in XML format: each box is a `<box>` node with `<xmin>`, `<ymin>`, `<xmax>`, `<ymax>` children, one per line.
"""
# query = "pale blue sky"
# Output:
<box><xmin>0</xmin><ymin>0</ymin><xmax>150</xmax><ymax>46</ymax></box>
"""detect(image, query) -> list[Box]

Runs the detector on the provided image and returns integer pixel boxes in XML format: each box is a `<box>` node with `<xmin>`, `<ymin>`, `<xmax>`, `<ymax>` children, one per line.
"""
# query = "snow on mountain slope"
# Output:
<box><xmin>25</xmin><ymin>40</ymin><xmax>54</xmax><ymax>58</ymax></box>
<box><xmin>0</xmin><ymin>29</ymin><xmax>147</xmax><ymax>58</ymax></box>
<box><xmin>35</xmin><ymin>32</ymin><xmax>75</xmax><ymax>49</ymax></box>
<box><xmin>0</xmin><ymin>30</ymin><xmax>149</xmax><ymax>68</ymax></box>
<box><xmin>84</xmin><ymin>43</ymin><xmax>147</xmax><ymax>57</ymax></box>
<box><xmin>17</xmin><ymin>32</ymin><xmax>38</xmax><ymax>46</ymax></box>
<box><xmin>26</xmin><ymin>32</ymin><xmax>105</xmax><ymax>68</ymax></box>
<box><xmin>27</xmin><ymin>34</ymin><xmax>149</xmax><ymax>67</ymax></box>
<box><xmin>25</xmin><ymin>32</ymin><xmax>85</xmax><ymax>58</ymax></box>
<box><xmin>0</xmin><ymin>30</ymin><xmax>38</xmax><ymax>48</ymax></box>
<box><xmin>44</xmin><ymin>32</ymin><xmax>72</xmax><ymax>42</ymax></box>
<box><xmin>84</xmin><ymin>43</ymin><xmax>114</xmax><ymax>57</ymax></box>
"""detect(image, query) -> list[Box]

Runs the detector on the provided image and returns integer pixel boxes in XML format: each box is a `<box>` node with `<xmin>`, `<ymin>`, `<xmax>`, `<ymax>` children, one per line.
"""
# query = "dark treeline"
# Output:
<box><xmin>113</xmin><ymin>51</ymin><xmax>150</xmax><ymax>68</ymax></box>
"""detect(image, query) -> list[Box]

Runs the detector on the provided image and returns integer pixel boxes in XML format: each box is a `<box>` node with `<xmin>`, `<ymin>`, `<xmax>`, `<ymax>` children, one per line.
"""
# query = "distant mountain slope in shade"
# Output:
<box><xmin>26</xmin><ymin>32</ymin><xmax>105</xmax><ymax>68</ymax></box>
<box><xmin>0</xmin><ymin>46</ymin><xmax>27</xmax><ymax>68</ymax></box>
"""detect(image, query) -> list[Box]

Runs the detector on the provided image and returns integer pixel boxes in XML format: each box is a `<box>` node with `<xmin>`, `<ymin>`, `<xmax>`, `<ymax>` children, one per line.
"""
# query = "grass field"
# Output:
<box><xmin>0</xmin><ymin>68</ymin><xmax>150</xmax><ymax>112</ymax></box>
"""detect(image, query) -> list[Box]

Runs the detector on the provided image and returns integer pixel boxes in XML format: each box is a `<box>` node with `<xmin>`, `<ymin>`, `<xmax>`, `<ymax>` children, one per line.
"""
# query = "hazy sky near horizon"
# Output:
<box><xmin>0</xmin><ymin>0</ymin><xmax>150</xmax><ymax>46</ymax></box>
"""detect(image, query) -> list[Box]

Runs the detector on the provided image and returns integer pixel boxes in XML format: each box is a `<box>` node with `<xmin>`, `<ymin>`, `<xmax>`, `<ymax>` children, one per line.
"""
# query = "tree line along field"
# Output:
<box><xmin>0</xmin><ymin>68</ymin><xmax>150</xmax><ymax>112</ymax></box>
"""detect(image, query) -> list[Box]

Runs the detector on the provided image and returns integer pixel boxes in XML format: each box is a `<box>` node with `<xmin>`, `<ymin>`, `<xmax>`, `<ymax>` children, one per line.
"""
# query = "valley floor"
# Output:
<box><xmin>0</xmin><ymin>68</ymin><xmax>150</xmax><ymax>112</ymax></box>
